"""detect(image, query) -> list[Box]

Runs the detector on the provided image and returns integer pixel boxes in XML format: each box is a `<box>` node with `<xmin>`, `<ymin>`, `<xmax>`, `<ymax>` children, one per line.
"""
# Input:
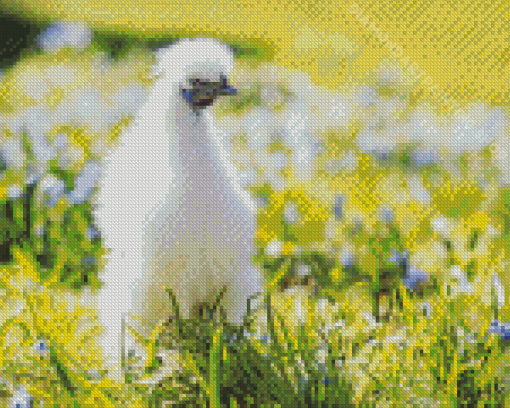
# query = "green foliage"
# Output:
<box><xmin>2</xmin><ymin>39</ymin><xmax>510</xmax><ymax>408</ymax></box>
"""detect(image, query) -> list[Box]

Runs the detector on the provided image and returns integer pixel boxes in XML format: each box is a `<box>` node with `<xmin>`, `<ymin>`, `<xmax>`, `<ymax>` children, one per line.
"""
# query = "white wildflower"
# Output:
<box><xmin>70</xmin><ymin>86</ymin><xmax>114</xmax><ymax>132</ymax></box>
<box><xmin>445</xmin><ymin>103</ymin><xmax>506</xmax><ymax>154</ymax></box>
<box><xmin>377</xmin><ymin>60</ymin><xmax>406</xmax><ymax>87</ymax></box>
<box><xmin>284</xmin><ymin>202</ymin><xmax>300</xmax><ymax>224</ymax></box>
<box><xmin>37</xmin><ymin>22</ymin><xmax>92</xmax><ymax>53</ymax></box>
<box><xmin>339</xmin><ymin>243</ymin><xmax>355</xmax><ymax>267</ymax></box>
<box><xmin>307</xmin><ymin>90</ymin><xmax>355</xmax><ymax>133</ymax></box>
<box><xmin>406</xmin><ymin>106</ymin><xmax>445</xmax><ymax>147</ymax></box>
<box><xmin>419</xmin><ymin>301</ymin><xmax>431</xmax><ymax>319</ymax></box>
<box><xmin>449</xmin><ymin>265</ymin><xmax>473</xmax><ymax>295</ymax></box>
<box><xmin>266</xmin><ymin>172</ymin><xmax>286</xmax><ymax>191</ymax></box>
<box><xmin>361</xmin><ymin>312</ymin><xmax>383</xmax><ymax>328</ymax></box>
<box><xmin>287</xmin><ymin>72</ymin><xmax>316</xmax><ymax>97</ymax></box>
<box><xmin>296</xmin><ymin>264</ymin><xmax>311</xmax><ymax>277</ymax></box>
<box><xmin>260</xmin><ymin>83</ymin><xmax>286</xmax><ymax>109</ymax></box>
<box><xmin>1</xmin><ymin>137</ymin><xmax>25</xmax><ymax>170</ymax></box>
<box><xmin>238</xmin><ymin>168</ymin><xmax>257</xmax><ymax>190</ymax></box>
<box><xmin>59</xmin><ymin>145</ymin><xmax>84</xmax><ymax>171</ymax></box>
<box><xmin>9</xmin><ymin>386</ymin><xmax>33</xmax><ymax>408</ymax></box>
<box><xmin>283</xmin><ymin>102</ymin><xmax>315</xmax><ymax>181</ymax></box>
<box><xmin>431</xmin><ymin>215</ymin><xmax>451</xmax><ymax>237</ymax></box>
<box><xmin>37</xmin><ymin>174</ymin><xmax>66</xmax><ymax>207</ymax></box>
<box><xmin>268</xmin><ymin>151</ymin><xmax>287</xmax><ymax>172</ymax></box>
<box><xmin>408</xmin><ymin>175</ymin><xmax>431</xmax><ymax>204</ymax></box>
<box><xmin>17</xmin><ymin>70</ymin><xmax>49</xmax><ymax>101</ymax></box>
<box><xmin>24</xmin><ymin>105</ymin><xmax>56</xmax><ymax>164</ymax></box>
<box><xmin>243</xmin><ymin>107</ymin><xmax>279</xmax><ymax>152</ymax></box>
<box><xmin>44</xmin><ymin>65</ymin><xmax>76</xmax><ymax>87</ymax></box>
<box><xmin>351</xmin><ymin>85</ymin><xmax>378</xmax><ymax>108</ymax></box>
<box><xmin>68</xmin><ymin>161</ymin><xmax>101</xmax><ymax>204</ymax></box>
<box><xmin>113</xmin><ymin>84</ymin><xmax>149</xmax><ymax>117</ymax></box>
<box><xmin>491</xmin><ymin>274</ymin><xmax>506</xmax><ymax>308</ymax></box>
<box><xmin>266</xmin><ymin>239</ymin><xmax>283</xmax><ymax>256</ymax></box>
<box><xmin>356</xmin><ymin>97</ymin><xmax>407</xmax><ymax>158</ymax></box>
<box><xmin>356</xmin><ymin>124</ymin><xmax>400</xmax><ymax>158</ymax></box>
<box><xmin>325</xmin><ymin>150</ymin><xmax>358</xmax><ymax>174</ymax></box>
<box><xmin>8</xmin><ymin>185</ymin><xmax>23</xmax><ymax>199</ymax></box>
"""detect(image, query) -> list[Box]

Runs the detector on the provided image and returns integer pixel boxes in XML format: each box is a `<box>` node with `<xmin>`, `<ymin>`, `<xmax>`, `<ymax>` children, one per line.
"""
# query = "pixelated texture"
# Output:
<box><xmin>2</xmin><ymin>0</ymin><xmax>510</xmax><ymax>107</ymax></box>
<box><xmin>0</xmin><ymin>6</ymin><xmax>509</xmax><ymax>407</ymax></box>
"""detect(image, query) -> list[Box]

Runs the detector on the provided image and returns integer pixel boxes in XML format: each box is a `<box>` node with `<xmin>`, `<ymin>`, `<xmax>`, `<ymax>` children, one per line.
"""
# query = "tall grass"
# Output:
<box><xmin>0</xmin><ymin>35</ymin><xmax>509</xmax><ymax>407</ymax></box>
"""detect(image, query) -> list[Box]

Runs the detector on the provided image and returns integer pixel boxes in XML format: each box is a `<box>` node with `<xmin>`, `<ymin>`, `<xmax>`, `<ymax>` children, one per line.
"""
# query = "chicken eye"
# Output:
<box><xmin>181</xmin><ymin>78</ymin><xmax>219</xmax><ymax>110</ymax></box>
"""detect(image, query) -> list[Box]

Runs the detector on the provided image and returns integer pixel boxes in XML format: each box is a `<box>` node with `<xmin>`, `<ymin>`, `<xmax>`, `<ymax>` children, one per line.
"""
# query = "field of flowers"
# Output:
<box><xmin>0</xmin><ymin>23</ymin><xmax>509</xmax><ymax>407</ymax></box>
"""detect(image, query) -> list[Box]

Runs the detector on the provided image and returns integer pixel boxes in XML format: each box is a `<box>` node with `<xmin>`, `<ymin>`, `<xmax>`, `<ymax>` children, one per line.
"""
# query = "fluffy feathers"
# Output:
<box><xmin>94</xmin><ymin>38</ymin><xmax>262</xmax><ymax>380</ymax></box>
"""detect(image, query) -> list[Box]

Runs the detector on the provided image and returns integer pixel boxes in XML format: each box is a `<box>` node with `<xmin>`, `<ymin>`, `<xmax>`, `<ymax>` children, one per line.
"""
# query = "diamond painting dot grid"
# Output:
<box><xmin>0</xmin><ymin>1</ymin><xmax>508</xmax><ymax>406</ymax></box>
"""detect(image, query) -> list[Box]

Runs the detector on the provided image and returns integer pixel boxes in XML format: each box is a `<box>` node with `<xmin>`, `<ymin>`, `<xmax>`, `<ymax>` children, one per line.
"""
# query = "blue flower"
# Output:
<box><xmin>34</xmin><ymin>339</ymin><xmax>47</xmax><ymax>353</ymax></box>
<box><xmin>340</xmin><ymin>247</ymin><xmax>355</xmax><ymax>268</ymax></box>
<box><xmin>82</xmin><ymin>256</ymin><xmax>96</xmax><ymax>266</ymax></box>
<box><xmin>411</xmin><ymin>147</ymin><xmax>437</xmax><ymax>167</ymax></box>
<box><xmin>8</xmin><ymin>186</ymin><xmax>23</xmax><ymax>200</ymax></box>
<box><xmin>354</xmin><ymin>86</ymin><xmax>378</xmax><ymax>107</ymax></box>
<box><xmin>86</xmin><ymin>226</ymin><xmax>99</xmax><ymax>240</ymax></box>
<box><xmin>380</xmin><ymin>206</ymin><xmax>394</xmax><ymax>223</ymax></box>
<box><xmin>37</xmin><ymin>23</ymin><xmax>92</xmax><ymax>53</ymax></box>
<box><xmin>9</xmin><ymin>386</ymin><xmax>33</xmax><ymax>408</ymax></box>
<box><xmin>386</xmin><ymin>248</ymin><xmax>400</xmax><ymax>264</ymax></box>
<box><xmin>403</xmin><ymin>265</ymin><xmax>428</xmax><ymax>290</ymax></box>
<box><xmin>67</xmin><ymin>162</ymin><xmax>101</xmax><ymax>205</ymax></box>
<box><xmin>334</xmin><ymin>196</ymin><xmax>343</xmax><ymax>221</ymax></box>
<box><xmin>401</xmin><ymin>252</ymin><xmax>428</xmax><ymax>291</ymax></box>
<box><xmin>488</xmin><ymin>320</ymin><xmax>510</xmax><ymax>340</ymax></box>
<box><xmin>46</xmin><ymin>180</ymin><xmax>67</xmax><ymax>207</ymax></box>
<box><xmin>38</xmin><ymin>175</ymin><xmax>67</xmax><ymax>208</ymax></box>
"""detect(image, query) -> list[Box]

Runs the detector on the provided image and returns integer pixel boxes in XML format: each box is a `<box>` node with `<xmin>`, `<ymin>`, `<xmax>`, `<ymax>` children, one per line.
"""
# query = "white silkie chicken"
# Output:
<box><xmin>94</xmin><ymin>38</ymin><xmax>263</xmax><ymax>381</ymax></box>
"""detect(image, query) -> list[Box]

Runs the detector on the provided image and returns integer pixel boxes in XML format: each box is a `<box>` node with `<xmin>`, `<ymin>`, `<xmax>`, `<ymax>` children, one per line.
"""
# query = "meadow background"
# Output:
<box><xmin>0</xmin><ymin>1</ymin><xmax>509</xmax><ymax>407</ymax></box>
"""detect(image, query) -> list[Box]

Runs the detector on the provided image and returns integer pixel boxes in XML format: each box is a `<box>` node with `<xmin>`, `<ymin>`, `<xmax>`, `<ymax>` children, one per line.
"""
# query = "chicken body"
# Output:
<box><xmin>94</xmin><ymin>38</ymin><xmax>262</xmax><ymax>380</ymax></box>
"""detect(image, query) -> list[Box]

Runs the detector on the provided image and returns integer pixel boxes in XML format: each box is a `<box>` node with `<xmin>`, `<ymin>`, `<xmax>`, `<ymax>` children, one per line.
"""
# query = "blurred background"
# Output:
<box><xmin>1</xmin><ymin>1</ymin><xmax>510</xmax><ymax>407</ymax></box>
<box><xmin>2</xmin><ymin>0</ymin><xmax>510</xmax><ymax>108</ymax></box>
<box><xmin>0</xmin><ymin>8</ymin><xmax>42</xmax><ymax>70</ymax></box>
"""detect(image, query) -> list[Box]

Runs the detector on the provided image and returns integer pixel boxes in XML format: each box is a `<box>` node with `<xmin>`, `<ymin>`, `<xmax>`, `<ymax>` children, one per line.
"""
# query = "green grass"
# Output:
<box><xmin>0</xmin><ymin>37</ymin><xmax>509</xmax><ymax>407</ymax></box>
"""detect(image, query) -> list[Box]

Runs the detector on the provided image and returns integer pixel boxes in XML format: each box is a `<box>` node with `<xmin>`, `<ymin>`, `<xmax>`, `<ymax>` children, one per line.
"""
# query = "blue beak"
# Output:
<box><xmin>221</xmin><ymin>84</ymin><xmax>237</xmax><ymax>95</ymax></box>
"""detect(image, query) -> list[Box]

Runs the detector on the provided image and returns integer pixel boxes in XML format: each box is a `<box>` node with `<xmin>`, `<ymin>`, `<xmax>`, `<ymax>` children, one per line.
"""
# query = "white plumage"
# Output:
<box><xmin>94</xmin><ymin>38</ymin><xmax>263</xmax><ymax>380</ymax></box>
